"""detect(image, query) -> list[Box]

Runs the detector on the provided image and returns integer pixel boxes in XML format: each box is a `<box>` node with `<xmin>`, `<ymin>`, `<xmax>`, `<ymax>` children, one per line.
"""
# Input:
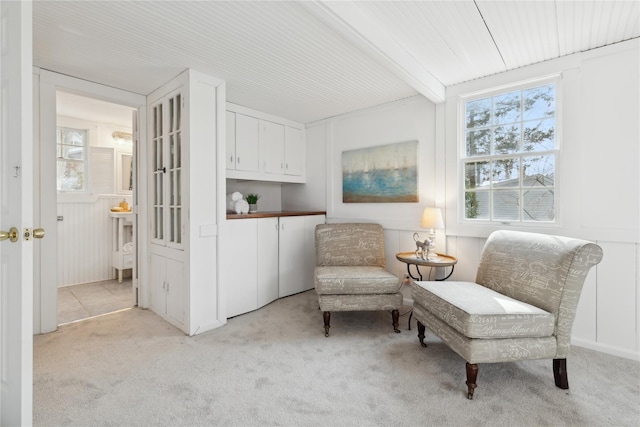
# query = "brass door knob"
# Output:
<box><xmin>0</xmin><ymin>227</ymin><xmax>19</xmax><ymax>243</ymax></box>
<box><xmin>33</xmin><ymin>228</ymin><xmax>45</xmax><ymax>239</ymax></box>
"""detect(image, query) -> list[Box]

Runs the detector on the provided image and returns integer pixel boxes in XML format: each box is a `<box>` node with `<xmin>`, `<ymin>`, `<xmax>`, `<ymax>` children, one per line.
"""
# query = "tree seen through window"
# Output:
<box><xmin>463</xmin><ymin>83</ymin><xmax>556</xmax><ymax>222</ymax></box>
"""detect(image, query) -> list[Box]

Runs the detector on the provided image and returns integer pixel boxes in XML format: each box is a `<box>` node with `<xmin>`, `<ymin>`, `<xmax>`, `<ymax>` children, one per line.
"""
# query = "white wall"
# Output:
<box><xmin>305</xmin><ymin>95</ymin><xmax>443</xmax><ymax>303</ymax></box>
<box><xmin>225</xmin><ymin>179</ymin><xmax>282</xmax><ymax>212</ymax></box>
<box><xmin>304</xmin><ymin>40</ymin><xmax>639</xmax><ymax>361</ymax></box>
<box><xmin>444</xmin><ymin>40</ymin><xmax>639</xmax><ymax>361</ymax></box>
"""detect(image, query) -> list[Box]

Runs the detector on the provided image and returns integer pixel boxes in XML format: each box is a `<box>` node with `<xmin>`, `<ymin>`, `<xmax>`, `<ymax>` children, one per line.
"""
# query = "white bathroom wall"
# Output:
<box><xmin>56</xmin><ymin>115</ymin><xmax>133</xmax><ymax>287</ymax></box>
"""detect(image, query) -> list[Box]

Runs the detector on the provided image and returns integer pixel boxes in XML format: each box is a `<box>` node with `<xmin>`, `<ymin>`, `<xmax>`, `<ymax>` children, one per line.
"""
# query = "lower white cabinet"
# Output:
<box><xmin>277</xmin><ymin>214</ymin><xmax>326</xmax><ymax>297</ymax></box>
<box><xmin>224</xmin><ymin>219</ymin><xmax>258</xmax><ymax>318</ymax></box>
<box><xmin>303</xmin><ymin>215</ymin><xmax>326</xmax><ymax>291</ymax></box>
<box><xmin>257</xmin><ymin>217</ymin><xmax>279</xmax><ymax>307</ymax></box>
<box><xmin>150</xmin><ymin>253</ymin><xmax>186</xmax><ymax>329</ymax></box>
<box><xmin>278</xmin><ymin>216</ymin><xmax>305</xmax><ymax>298</ymax></box>
<box><xmin>224</xmin><ymin>214</ymin><xmax>325</xmax><ymax>317</ymax></box>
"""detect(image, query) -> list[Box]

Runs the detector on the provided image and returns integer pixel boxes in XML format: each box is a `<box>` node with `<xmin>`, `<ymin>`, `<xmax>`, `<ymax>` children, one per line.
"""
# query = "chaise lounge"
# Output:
<box><xmin>411</xmin><ymin>230</ymin><xmax>603</xmax><ymax>399</ymax></box>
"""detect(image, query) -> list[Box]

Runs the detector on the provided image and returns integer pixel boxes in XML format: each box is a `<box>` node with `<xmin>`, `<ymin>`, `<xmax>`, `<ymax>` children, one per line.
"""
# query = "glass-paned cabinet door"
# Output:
<box><xmin>167</xmin><ymin>93</ymin><xmax>183</xmax><ymax>247</ymax></box>
<box><xmin>151</xmin><ymin>101</ymin><xmax>164</xmax><ymax>243</ymax></box>
<box><xmin>150</xmin><ymin>90</ymin><xmax>184</xmax><ymax>249</ymax></box>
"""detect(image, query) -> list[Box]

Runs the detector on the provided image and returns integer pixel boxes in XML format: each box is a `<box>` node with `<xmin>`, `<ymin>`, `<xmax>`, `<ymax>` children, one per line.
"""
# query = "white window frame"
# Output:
<box><xmin>458</xmin><ymin>76</ymin><xmax>561</xmax><ymax>227</ymax></box>
<box><xmin>56</xmin><ymin>126</ymin><xmax>89</xmax><ymax>192</ymax></box>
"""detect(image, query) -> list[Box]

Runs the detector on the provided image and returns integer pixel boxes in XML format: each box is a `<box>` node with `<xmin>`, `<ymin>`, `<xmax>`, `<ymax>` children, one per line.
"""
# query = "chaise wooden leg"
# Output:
<box><xmin>417</xmin><ymin>321</ymin><xmax>427</xmax><ymax>347</ymax></box>
<box><xmin>553</xmin><ymin>358</ymin><xmax>569</xmax><ymax>389</ymax></box>
<box><xmin>466</xmin><ymin>362</ymin><xmax>478</xmax><ymax>400</ymax></box>
<box><xmin>323</xmin><ymin>311</ymin><xmax>331</xmax><ymax>337</ymax></box>
<box><xmin>392</xmin><ymin>309</ymin><xmax>400</xmax><ymax>333</ymax></box>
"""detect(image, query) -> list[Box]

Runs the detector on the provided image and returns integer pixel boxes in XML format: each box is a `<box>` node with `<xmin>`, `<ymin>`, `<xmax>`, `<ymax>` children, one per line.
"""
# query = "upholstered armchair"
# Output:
<box><xmin>411</xmin><ymin>230</ymin><xmax>603</xmax><ymax>399</ymax></box>
<box><xmin>314</xmin><ymin>223</ymin><xmax>402</xmax><ymax>337</ymax></box>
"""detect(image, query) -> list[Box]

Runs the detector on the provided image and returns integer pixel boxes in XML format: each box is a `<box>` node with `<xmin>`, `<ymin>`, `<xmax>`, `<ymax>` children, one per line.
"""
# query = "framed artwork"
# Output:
<box><xmin>342</xmin><ymin>140</ymin><xmax>418</xmax><ymax>203</ymax></box>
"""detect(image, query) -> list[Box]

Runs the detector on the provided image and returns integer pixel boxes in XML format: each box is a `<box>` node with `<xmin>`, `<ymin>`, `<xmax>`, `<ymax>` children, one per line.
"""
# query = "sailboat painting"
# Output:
<box><xmin>342</xmin><ymin>140</ymin><xmax>418</xmax><ymax>203</ymax></box>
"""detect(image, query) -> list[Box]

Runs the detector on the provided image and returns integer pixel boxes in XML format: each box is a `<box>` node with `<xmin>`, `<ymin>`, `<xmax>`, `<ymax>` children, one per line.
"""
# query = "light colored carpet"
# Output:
<box><xmin>34</xmin><ymin>289</ymin><xmax>640</xmax><ymax>426</ymax></box>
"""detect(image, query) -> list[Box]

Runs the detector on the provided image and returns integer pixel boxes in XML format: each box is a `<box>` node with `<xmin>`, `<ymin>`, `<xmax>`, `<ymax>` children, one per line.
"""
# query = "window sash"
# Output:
<box><xmin>460</xmin><ymin>79</ymin><xmax>558</xmax><ymax>224</ymax></box>
<box><xmin>56</xmin><ymin>127</ymin><xmax>88</xmax><ymax>192</ymax></box>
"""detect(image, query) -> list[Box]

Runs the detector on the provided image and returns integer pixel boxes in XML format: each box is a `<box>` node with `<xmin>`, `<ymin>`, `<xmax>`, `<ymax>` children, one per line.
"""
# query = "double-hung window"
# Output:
<box><xmin>462</xmin><ymin>80</ymin><xmax>558</xmax><ymax>223</ymax></box>
<box><xmin>56</xmin><ymin>127</ymin><xmax>87</xmax><ymax>191</ymax></box>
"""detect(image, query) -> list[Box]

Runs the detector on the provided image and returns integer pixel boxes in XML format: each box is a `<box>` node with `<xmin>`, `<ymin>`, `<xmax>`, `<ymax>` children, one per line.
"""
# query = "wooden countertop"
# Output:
<box><xmin>227</xmin><ymin>211</ymin><xmax>326</xmax><ymax>220</ymax></box>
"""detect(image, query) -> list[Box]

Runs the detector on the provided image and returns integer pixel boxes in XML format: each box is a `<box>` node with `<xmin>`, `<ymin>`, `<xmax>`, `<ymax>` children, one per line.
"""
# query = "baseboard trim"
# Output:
<box><xmin>572</xmin><ymin>337</ymin><xmax>639</xmax><ymax>362</ymax></box>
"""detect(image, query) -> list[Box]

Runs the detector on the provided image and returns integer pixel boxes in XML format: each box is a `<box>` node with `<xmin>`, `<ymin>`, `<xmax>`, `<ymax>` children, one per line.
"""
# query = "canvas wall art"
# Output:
<box><xmin>342</xmin><ymin>140</ymin><xmax>418</xmax><ymax>203</ymax></box>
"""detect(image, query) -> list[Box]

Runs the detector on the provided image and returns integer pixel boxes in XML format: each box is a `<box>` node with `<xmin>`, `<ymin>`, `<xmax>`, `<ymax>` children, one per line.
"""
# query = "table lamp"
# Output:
<box><xmin>421</xmin><ymin>207</ymin><xmax>444</xmax><ymax>259</ymax></box>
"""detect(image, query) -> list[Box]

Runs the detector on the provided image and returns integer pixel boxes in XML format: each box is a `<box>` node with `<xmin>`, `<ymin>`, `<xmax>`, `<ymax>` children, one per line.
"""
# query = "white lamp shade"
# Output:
<box><xmin>421</xmin><ymin>207</ymin><xmax>444</xmax><ymax>229</ymax></box>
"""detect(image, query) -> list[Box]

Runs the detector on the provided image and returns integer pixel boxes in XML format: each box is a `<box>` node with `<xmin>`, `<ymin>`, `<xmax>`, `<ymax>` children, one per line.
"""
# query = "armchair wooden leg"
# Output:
<box><xmin>323</xmin><ymin>311</ymin><xmax>331</xmax><ymax>337</ymax></box>
<box><xmin>553</xmin><ymin>358</ymin><xmax>569</xmax><ymax>389</ymax></box>
<box><xmin>391</xmin><ymin>309</ymin><xmax>400</xmax><ymax>333</ymax></box>
<box><xmin>417</xmin><ymin>321</ymin><xmax>427</xmax><ymax>347</ymax></box>
<box><xmin>466</xmin><ymin>362</ymin><xmax>478</xmax><ymax>400</ymax></box>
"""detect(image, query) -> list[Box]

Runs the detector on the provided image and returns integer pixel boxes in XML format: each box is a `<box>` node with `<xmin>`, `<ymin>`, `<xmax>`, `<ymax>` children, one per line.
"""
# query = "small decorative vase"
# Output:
<box><xmin>249</xmin><ymin>204</ymin><xmax>257</xmax><ymax>213</ymax></box>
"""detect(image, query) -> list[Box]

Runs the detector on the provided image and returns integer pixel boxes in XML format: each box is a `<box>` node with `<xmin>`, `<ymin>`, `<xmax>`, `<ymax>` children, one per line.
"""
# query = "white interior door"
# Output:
<box><xmin>132</xmin><ymin>109</ymin><xmax>139</xmax><ymax>305</ymax></box>
<box><xmin>0</xmin><ymin>2</ymin><xmax>34</xmax><ymax>425</ymax></box>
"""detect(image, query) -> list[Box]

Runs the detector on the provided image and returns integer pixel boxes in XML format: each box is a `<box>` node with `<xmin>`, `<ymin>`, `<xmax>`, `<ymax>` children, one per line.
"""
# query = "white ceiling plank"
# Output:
<box><xmin>32</xmin><ymin>0</ymin><xmax>640</xmax><ymax>124</ymax></box>
<box><xmin>361</xmin><ymin>1</ymin><xmax>506</xmax><ymax>86</ymax></box>
<box><xmin>477</xmin><ymin>0</ymin><xmax>559</xmax><ymax>69</ymax></box>
<box><xmin>556</xmin><ymin>0</ymin><xmax>639</xmax><ymax>56</ymax></box>
<box><xmin>301</xmin><ymin>0</ymin><xmax>446</xmax><ymax>103</ymax></box>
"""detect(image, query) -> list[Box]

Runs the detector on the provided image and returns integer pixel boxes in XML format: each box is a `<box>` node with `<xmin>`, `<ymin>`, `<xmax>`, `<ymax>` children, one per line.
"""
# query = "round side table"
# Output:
<box><xmin>395</xmin><ymin>252</ymin><xmax>458</xmax><ymax>330</ymax></box>
<box><xmin>395</xmin><ymin>252</ymin><xmax>457</xmax><ymax>281</ymax></box>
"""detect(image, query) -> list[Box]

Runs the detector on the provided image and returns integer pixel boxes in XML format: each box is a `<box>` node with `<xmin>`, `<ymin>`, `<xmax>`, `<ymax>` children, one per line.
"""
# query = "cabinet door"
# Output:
<box><xmin>235</xmin><ymin>114</ymin><xmax>259</xmax><ymax>172</ymax></box>
<box><xmin>261</xmin><ymin>120</ymin><xmax>285</xmax><ymax>174</ymax></box>
<box><xmin>149</xmin><ymin>90</ymin><xmax>184</xmax><ymax>250</ymax></box>
<box><xmin>257</xmin><ymin>217</ymin><xmax>279</xmax><ymax>308</ymax></box>
<box><xmin>303</xmin><ymin>215</ymin><xmax>326</xmax><ymax>291</ymax></box>
<box><xmin>166</xmin><ymin>92</ymin><xmax>184</xmax><ymax>249</ymax></box>
<box><xmin>224</xmin><ymin>219</ymin><xmax>258</xmax><ymax>317</ymax></box>
<box><xmin>285</xmin><ymin>126</ymin><xmax>305</xmax><ymax>176</ymax></box>
<box><xmin>150</xmin><ymin>101</ymin><xmax>165</xmax><ymax>245</ymax></box>
<box><xmin>278</xmin><ymin>216</ymin><xmax>306</xmax><ymax>298</ymax></box>
<box><xmin>149</xmin><ymin>253</ymin><xmax>167</xmax><ymax>315</ymax></box>
<box><xmin>165</xmin><ymin>258</ymin><xmax>185</xmax><ymax>327</ymax></box>
<box><xmin>226</xmin><ymin>111</ymin><xmax>236</xmax><ymax>169</ymax></box>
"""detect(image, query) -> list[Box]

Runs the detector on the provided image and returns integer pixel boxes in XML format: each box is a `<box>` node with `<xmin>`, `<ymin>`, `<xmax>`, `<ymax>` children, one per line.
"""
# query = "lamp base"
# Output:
<box><xmin>426</xmin><ymin>230</ymin><xmax>437</xmax><ymax>259</ymax></box>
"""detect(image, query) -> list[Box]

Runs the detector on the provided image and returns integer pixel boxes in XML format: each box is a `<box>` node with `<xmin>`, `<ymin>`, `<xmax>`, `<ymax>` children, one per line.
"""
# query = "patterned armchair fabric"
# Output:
<box><xmin>411</xmin><ymin>230</ymin><xmax>603</xmax><ymax>399</ymax></box>
<box><xmin>314</xmin><ymin>223</ymin><xmax>402</xmax><ymax>336</ymax></box>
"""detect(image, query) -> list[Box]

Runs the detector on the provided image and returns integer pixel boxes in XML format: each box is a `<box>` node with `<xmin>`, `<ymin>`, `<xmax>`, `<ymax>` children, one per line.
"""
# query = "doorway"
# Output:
<box><xmin>54</xmin><ymin>91</ymin><xmax>137</xmax><ymax>325</ymax></box>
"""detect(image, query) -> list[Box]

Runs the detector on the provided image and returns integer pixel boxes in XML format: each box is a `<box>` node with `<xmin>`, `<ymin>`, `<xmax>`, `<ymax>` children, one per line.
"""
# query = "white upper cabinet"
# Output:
<box><xmin>285</xmin><ymin>126</ymin><xmax>305</xmax><ymax>177</ymax></box>
<box><xmin>261</xmin><ymin>120</ymin><xmax>285</xmax><ymax>174</ymax></box>
<box><xmin>225</xmin><ymin>111</ymin><xmax>236</xmax><ymax>169</ymax></box>
<box><xmin>234</xmin><ymin>113</ymin><xmax>260</xmax><ymax>172</ymax></box>
<box><xmin>226</xmin><ymin>103</ymin><xmax>305</xmax><ymax>183</ymax></box>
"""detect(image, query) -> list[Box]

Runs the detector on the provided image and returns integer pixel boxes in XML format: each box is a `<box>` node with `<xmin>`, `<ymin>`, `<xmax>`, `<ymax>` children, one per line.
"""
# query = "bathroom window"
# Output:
<box><xmin>57</xmin><ymin>127</ymin><xmax>87</xmax><ymax>191</ymax></box>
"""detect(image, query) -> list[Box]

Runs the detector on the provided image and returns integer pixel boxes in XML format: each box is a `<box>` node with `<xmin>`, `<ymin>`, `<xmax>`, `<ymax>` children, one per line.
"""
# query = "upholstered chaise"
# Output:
<box><xmin>314</xmin><ymin>223</ymin><xmax>402</xmax><ymax>337</ymax></box>
<box><xmin>412</xmin><ymin>230</ymin><xmax>603</xmax><ymax>399</ymax></box>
